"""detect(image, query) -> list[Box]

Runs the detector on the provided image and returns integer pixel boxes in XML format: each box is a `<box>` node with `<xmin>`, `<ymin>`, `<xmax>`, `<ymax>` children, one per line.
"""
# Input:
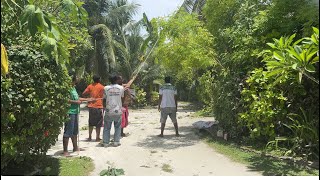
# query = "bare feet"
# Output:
<box><xmin>63</xmin><ymin>152</ymin><xmax>71</xmax><ymax>157</ymax></box>
<box><xmin>175</xmin><ymin>133</ymin><xmax>180</xmax><ymax>137</ymax></box>
<box><xmin>96</xmin><ymin>138</ymin><xmax>102</xmax><ymax>142</ymax></box>
<box><xmin>158</xmin><ymin>134</ymin><xmax>164</xmax><ymax>138</ymax></box>
<box><xmin>86</xmin><ymin>138</ymin><xmax>92</xmax><ymax>142</ymax></box>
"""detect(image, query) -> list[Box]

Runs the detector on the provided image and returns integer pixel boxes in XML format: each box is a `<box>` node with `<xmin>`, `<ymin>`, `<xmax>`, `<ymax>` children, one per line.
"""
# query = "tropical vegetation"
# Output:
<box><xmin>1</xmin><ymin>0</ymin><xmax>319</xmax><ymax>174</ymax></box>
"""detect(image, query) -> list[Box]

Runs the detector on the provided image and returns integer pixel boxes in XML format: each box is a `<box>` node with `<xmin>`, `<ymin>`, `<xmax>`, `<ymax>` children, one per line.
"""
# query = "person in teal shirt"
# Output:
<box><xmin>63</xmin><ymin>75</ymin><xmax>90</xmax><ymax>156</ymax></box>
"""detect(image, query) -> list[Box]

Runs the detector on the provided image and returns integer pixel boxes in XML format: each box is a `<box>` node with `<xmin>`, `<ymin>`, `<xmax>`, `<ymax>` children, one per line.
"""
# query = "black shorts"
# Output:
<box><xmin>88</xmin><ymin>108</ymin><xmax>103</xmax><ymax>127</ymax></box>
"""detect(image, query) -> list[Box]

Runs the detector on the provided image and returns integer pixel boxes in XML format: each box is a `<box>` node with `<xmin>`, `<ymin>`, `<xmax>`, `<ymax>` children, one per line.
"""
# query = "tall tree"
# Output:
<box><xmin>83</xmin><ymin>0</ymin><xmax>140</xmax><ymax>82</ymax></box>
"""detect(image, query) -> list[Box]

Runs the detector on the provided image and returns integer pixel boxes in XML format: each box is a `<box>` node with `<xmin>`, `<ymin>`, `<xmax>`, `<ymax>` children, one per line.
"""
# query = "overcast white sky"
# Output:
<box><xmin>128</xmin><ymin>0</ymin><xmax>184</xmax><ymax>21</ymax></box>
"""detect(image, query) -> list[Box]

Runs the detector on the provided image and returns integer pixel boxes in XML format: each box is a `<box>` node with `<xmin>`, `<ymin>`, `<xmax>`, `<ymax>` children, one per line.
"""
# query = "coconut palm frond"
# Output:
<box><xmin>181</xmin><ymin>0</ymin><xmax>206</xmax><ymax>14</ymax></box>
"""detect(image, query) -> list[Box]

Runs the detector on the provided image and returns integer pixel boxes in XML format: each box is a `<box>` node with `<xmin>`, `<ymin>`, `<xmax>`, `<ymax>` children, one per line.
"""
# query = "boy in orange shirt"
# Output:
<box><xmin>82</xmin><ymin>75</ymin><xmax>104</xmax><ymax>141</ymax></box>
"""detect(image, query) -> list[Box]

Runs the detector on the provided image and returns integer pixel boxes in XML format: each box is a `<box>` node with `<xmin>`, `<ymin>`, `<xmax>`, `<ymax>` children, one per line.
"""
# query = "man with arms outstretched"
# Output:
<box><xmin>82</xmin><ymin>75</ymin><xmax>104</xmax><ymax>142</ymax></box>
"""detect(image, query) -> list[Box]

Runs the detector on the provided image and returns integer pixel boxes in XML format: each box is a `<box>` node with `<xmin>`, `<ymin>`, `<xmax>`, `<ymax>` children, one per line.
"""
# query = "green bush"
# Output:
<box><xmin>1</xmin><ymin>46</ymin><xmax>70</xmax><ymax>171</ymax></box>
<box><xmin>149</xmin><ymin>91</ymin><xmax>159</xmax><ymax>106</ymax></box>
<box><xmin>240</xmin><ymin>30</ymin><xmax>319</xmax><ymax>159</ymax></box>
<box><xmin>133</xmin><ymin>87</ymin><xmax>147</xmax><ymax>107</ymax></box>
<box><xmin>239</xmin><ymin>68</ymin><xmax>291</xmax><ymax>142</ymax></box>
<box><xmin>197</xmin><ymin>70</ymin><xmax>214</xmax><ymax>114</ymax></box>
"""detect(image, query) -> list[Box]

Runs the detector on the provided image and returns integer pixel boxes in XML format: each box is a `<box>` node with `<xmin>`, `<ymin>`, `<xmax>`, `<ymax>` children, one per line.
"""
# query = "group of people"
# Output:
<box><xmin>63</xmin><ymin>74</ymin><xmax>179</xmax><ymax>156</ymax></box>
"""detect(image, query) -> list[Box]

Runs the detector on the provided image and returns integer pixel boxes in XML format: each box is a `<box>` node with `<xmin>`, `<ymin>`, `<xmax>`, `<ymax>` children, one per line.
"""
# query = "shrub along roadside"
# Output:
<box><xmin>1</xmin><ymin>45</ymin><xmax>71</xmax><ymax>172</ymax></box>
<box><xmin>240</xmin><ymin>28</ymin><xmax>319</xmax><ymax>160</ymax></box>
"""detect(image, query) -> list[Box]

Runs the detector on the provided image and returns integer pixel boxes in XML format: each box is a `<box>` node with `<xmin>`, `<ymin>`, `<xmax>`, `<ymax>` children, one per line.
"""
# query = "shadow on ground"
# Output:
<box><xmin>200</xmin><ymin>131</ymin><xmax>318</xmax><ymax>176</ymax></box>
<box><xmin>245</xmin><ymin>155</ymin><xmax>317</xmax><ymax>176</ymax></box>
<box><xmin>1</xmin><ymin>156</ymin><xmax>60</xmax><ymax>176</ymax></box>
<box><xmin>135</xmin><ymin>125</ymin><xmax>200</xmax><ymax>150</ymax></box>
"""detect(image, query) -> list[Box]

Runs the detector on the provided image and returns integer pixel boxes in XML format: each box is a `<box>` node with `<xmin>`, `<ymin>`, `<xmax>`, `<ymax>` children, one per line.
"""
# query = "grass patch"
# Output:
<box><xmin>57</xmin><ymin>156</ymin><xmax>94</xmax><ymax>176</ymax></box>
<box><xmin>193</xmin><ymin>109</ymin><xmax>214</xmax><ymax>117</ymax></box>
<box><xmin>2</xmin><ymin>156</ymin><xmax>94</xmax><ymax>176</ymax></box>
<box><xmin>198</xmin><ymin>131</ymin><xmax>319</xmax><ymax>176</ymax></box>
<box><xmin>99</xmin><ymin>167</ymin><xmax>125</xmax><ymax>176</ymax></box>
<box><xmin>161</xmin><ymin>164</ymin><xmax>173</xmax><ymax>173</ymax></box>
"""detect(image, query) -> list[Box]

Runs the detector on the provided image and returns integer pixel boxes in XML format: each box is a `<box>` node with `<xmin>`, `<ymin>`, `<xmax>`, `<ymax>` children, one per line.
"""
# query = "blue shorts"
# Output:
<box><xmin>63</xmin><ymin>114</ymin><xmax>79</xmax><ymax>138</ymax></box>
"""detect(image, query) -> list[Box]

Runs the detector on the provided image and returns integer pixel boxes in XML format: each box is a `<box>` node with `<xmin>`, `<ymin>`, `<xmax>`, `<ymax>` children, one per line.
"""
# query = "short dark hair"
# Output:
<box><xmin>93</xmin><ymin>75</ymin><xmax>101</xmax><ymax>83</ymax></box>
<box><xmin>109</xmin><ymin>74</ymin><xmax>121</xmax><ymax>84</ymax></box>
<box><xmin>165</xmin><ymin>76</ymin><xmax>171</xmax><ymax>83</ymax></box>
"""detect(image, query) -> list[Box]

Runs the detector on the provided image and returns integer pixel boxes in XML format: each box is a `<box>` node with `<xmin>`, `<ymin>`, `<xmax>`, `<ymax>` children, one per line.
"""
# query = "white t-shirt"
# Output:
<box><xmin>104</xmin><ymin>84</ymin><xmax>124</xmax><ymax>115</ymax></box>
<box><xmin>159</xmin><ymin>83</ymin><xmax>177</xmax><ymax>108</ymax></box>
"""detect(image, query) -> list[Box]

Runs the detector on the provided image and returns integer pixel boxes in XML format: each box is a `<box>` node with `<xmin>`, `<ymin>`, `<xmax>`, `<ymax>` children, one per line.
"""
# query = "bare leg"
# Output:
<box><xmin>71</xmin><ymin>135</ymin><xmax>78</xmax><ymax>152</ymax></box>
<box><xmin>173</xmin><ymin>122</ymin><xmax>179</xmax><ymax>136</ymax></box>
<box><xmin>88</xmin><ymin>126</ymin><xmax>93</xmax><ymax>140</ymax></box>
<box><xmin>159</xmin><ymin>123</ymin><xmax>165</xmax><ymax>137</ymax></box>
<box><xmin>63</xmin><ymin>137</ymin><xmax>69</xmax><ymax>156</ymax></box>
<box><xmin>96</xmin><ymin>127</ymin><xmax>101</xmax><ymax>141</ymax></box>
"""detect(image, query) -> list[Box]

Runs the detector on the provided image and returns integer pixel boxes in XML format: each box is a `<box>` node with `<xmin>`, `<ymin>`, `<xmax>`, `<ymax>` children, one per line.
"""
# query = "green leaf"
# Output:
<box><xmin>286</xmin><ymin>34</ymin><xmax>296</xmax><ymax>46</ymax></box>
<box><xmin>293</xmin><ymin>38</ymin><xmax>304</xmax><ymax>46</ymax></box>
<box><xmin>267</xmin><ymin>43</ymin><xmax>276</xmax><ymax>49</ymax></box>
<box><xmin>51</xmin><ymin>25</ymin><xmax>61</xmax><ymax>40</ymax></box>
<box><xmin>305</xmin><ymin>64</ymin><xmax>316</xmax><ymax>73</ymax></box>
<box><xmin>265</xmin><ymin>60</ymin><xmax>283</xmax><ymax>68</ymax></box>
<box><xmin>21</xmin><ymin>5</ymin><xmax>36</xmax><ymax>24</ymax></box>
<box><xmin>21</xmin><ymin>5</ymin><xmax>39</xmax><ymax>36</ymax></box>
<box><xmin>287</xmin><ymin>47</ymin><xmax>302</xmax><ymax>61</ymax></box>
<box><xmin>312</xmin><ymin>27</ymin><xmax>319</xmax><ymax>35</ymax></box>
<box><xmin>291</xmin><ymin>63</ymin><xmax>298</xmax><ymax>70</ymax></box>
<box><xmin>265</xmin><ymin>68</ymin><xmax>283</xmax><ymax>78</ymax></box>
<box><xmin>273</xmin><ymin>51</ymin><xmax>284</xmax><ymax>61</ymax></box>
<box><xmin>310</xmin><ymin>56</ymin><xmax>319</xmax><ymax>64</ymax></box>
<box><xmin>279</xmin><ymin>37</ymin><xmax>284</xmax><ymax>48</ymax></box>
<box><xmin>306</xmin><ymin>50</ymin><xmax>318</xmax><ymax>63</ymax></box>
<box><xmin>43</xmin><ymin>14</ymin><xmax>52</xmax><ymax>31</ymax></box>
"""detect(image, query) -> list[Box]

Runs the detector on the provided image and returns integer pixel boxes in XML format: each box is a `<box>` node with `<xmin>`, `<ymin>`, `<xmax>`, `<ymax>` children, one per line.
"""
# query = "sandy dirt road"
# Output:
<box><xmin>47</xmin><ymin>102</ymin><xmax>261</xmax><ymax>176</ymax></box>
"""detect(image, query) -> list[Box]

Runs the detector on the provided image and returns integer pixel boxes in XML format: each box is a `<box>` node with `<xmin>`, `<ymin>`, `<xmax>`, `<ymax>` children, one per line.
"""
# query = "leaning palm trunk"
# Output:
<box><xmin>89</xmin><ymin>24</ymin><xmax>116</xmax><ymax>82</ymax></box>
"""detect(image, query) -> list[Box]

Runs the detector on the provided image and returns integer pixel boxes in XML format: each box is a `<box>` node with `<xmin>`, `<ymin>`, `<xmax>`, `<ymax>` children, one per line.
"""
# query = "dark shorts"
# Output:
<box><xmin>64</xmin><ymin>114</ymin><xmax>79</xmax><ymax>138</ymax></box>
<box><xmin>89</xmin><ymin>108</ymin><xmax>103</xmax><ymax>127</ymax></box>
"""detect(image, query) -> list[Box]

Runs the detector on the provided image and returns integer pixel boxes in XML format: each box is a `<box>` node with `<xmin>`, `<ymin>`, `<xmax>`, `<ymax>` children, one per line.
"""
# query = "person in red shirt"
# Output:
<box><xmin>82</xmin><ymin>75</ymin><xmax>105</xmax><ymax>141</ymax></box>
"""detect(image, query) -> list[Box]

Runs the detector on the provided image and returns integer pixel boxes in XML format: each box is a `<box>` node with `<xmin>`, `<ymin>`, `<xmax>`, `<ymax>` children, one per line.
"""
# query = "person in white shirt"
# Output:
<box><xmin>158</xmin><ymin>76</ymin><xmax>179</xmax><ymax>137</ymax></box>
<box><xmin>102</xmin><ymin>75</ymin><xmax>124</xmax><ymax>147</ymax></box>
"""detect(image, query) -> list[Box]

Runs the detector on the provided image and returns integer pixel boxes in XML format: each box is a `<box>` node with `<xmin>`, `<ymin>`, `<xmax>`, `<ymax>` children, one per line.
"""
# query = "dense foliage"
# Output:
<box><xmin>154</xmin><ymin>11</ymin><xmax>216</xmax><ymax>100</ymax></box>
<box><xmin>155</xmin><ymin>0</ymin><xmax>319</xmax><ymax>160</ymax></box>
<box><xmin>1</xmin><ymin>46</ymin><xmax>70</xmax><ymax>171</ymax></box>
<box><xmin>1</xmin><ymin>0</ymin><xmax>319</xmax><ymax>173</ymax></box>
<box><xmin>1</xmin><ymin>0</ymin><xmax>90</xmax><ymax>172</ymax></box>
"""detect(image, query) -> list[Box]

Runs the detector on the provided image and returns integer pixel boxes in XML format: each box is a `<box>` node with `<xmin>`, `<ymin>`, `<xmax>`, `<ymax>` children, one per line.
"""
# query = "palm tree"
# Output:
<box><xmin>114</xmin><ymin>11</ymin><xmax>161</xmax><ymax>82</ymax></box>
<box><xmin>83</xmin><ymin>0</ymin><xmax>140</xmax><ymax>82</ymax></box>
<box><xmin>181</xmin><ymin>0</ymin><xmax>206</xmax><ymax>19</ymax></box>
